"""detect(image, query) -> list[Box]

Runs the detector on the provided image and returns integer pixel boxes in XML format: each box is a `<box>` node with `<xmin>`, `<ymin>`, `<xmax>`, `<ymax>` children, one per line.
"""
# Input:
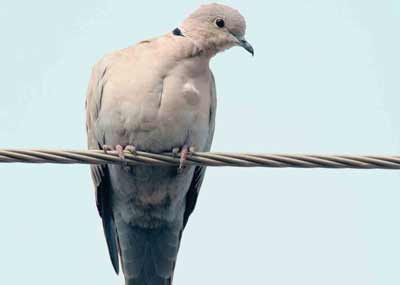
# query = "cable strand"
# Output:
<box><xmin>0</xmin><ymin>149</ymin><xmax>399</xmax><ymax>169</ymax></box>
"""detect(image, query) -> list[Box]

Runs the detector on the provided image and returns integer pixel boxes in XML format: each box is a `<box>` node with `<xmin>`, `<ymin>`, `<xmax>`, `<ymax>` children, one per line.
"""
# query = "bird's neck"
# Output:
<box><xmin>167</xmin><ymin>29</ymin><xmax>218</xmax><ymax>59</ymax></box>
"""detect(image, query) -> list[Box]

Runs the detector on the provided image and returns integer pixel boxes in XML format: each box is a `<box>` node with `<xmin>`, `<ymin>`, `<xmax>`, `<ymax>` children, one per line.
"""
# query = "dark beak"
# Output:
<box><xmin>239</xmin><ymin>39</ymin><xmax>254</xmax><ymax>56</ymax></box>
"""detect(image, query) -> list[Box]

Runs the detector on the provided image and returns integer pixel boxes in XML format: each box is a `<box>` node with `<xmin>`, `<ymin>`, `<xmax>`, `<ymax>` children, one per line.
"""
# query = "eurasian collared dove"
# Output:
<box><xmin>86</xmin><ymin>3</ymin><xmax>253</xmax><ymax>284</ymax></box>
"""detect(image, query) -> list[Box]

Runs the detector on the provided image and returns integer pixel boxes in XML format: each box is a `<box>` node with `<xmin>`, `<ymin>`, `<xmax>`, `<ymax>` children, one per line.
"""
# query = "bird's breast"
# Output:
<box><xmin>182</xmin><ymin>82</ymin><xmax>201</xmax><ymax>106</ymax></box>
<box><xmin>98</xmin><ymin>53</ymin><xmax>212</xmax><ymax>152</ymax></box>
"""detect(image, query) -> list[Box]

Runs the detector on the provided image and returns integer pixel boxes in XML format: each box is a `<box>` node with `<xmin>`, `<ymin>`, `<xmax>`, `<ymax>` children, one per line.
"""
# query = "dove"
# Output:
<box><xmin>85</xmin><ymin>3</ymin><xmax>253</xmax><ymax>284</ymax></box>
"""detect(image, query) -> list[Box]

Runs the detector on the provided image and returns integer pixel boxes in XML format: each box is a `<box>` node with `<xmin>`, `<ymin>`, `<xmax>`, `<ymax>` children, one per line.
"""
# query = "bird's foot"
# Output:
<box><xmin>124</xmin><ymin>145</ymin><xmax>137</xmax><ymax>155</ymax></box>
<box><xmin>172</xmin><ymin>145</ymin><xmax>195</xmax><ymax>174</ymax></box>
<box><xmin>102</xmin><ymin>144</ymin><xmax>137</xmax><ymax>171</ymax></box>
<box><xmin>102</xmin><ymin>144</ymin><xmax>114</xmax><ymax>153</ymax></box>
<box><xmin>172</xmin><ymin>147</ymin><xmax>180</xmax><ymax>157</ymax></box>
<box><xmin>102</xmin><ymin>144</ymin><xmax>137</xmax><ymax>159</ymax></box>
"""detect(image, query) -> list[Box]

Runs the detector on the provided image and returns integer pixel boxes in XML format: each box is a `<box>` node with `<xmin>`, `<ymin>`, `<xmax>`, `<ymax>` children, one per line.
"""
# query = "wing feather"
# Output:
<box><xmin>86</xmin><ymin>59</ymin><xmax>120</xmax><ymax>273</ymax></box>
<box><xmin>182</xmin><ymin>71</ymin><xmax>217</xmax><ymax>228</ymax></box>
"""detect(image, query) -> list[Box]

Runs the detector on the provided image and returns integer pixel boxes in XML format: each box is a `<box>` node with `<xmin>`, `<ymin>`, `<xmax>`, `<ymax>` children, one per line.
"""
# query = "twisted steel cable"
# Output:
<box><xmin>0</xmin><ymin>149</ymin><xmax>400</xmax><ymax>169</ymax></box>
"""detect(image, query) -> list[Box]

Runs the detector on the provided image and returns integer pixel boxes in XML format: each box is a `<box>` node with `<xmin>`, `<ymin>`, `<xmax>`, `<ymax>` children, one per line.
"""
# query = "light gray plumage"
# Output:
<box><xmin>86</xmin><ymin>3</ymin><xmax>253</xmax><ymax>284</ymax></box>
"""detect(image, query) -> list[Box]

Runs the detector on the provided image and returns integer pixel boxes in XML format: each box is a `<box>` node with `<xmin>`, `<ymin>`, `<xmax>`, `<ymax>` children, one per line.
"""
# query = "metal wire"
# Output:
<box><xmin>0</xmin><ymin>149</ymin><xmax>399</xmax><ymax>169</ymax></box>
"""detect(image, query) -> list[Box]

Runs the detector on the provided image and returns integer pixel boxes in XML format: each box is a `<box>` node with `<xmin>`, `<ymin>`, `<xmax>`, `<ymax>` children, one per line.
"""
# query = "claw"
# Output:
<box><xmin>121</xmin><ymin>145</ymin><xmax>136</xmax><ymax>171</ymax></box>
<box><xmin>178</xmin><ymin>145</ymin><xmax>189</xmax><ymax>173</ymax></box>
<box><xmin>172</xmin><ymin>147</ymin><xmax>180</xmax><ymax>157</ymax></box>
<box><xmin>122</xmin><ymin>146</ymin><xmax>136</xmax><ymax>172</ymax></box>
<box><xmin>102</xmin><ymin>145</ymin><xmax>113</xmax><ymax>153</ymax></box>
<box><xmin>115</xmin><ymin>145</ymin><xmax>124</xmax><ymax>160</ymax></box>
<box><xmin>102</xmin><ymin>144</ymin><xmax>135</xmax><ymax>171</ymax></box>
<box><xmin>124</xmin><ymin>145</ymin><xmax>137</xmax><ymax>155</ymax></box>
<box><xmin>188</xmin><ymin>146</ymin><xmax>196</xmax><ymax>156</ymax></box>
<box><xmin>173</xmin><ymin>145</ymin><xmax>196</xmax><ymax>173</ymax></box>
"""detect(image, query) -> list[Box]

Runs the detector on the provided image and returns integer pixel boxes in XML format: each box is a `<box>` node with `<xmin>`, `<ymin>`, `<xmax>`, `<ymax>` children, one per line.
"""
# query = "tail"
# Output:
<box><xmin>115</xmin><ymin>218</ymin><xmax>181</xmax><ymax>285</ymax></box>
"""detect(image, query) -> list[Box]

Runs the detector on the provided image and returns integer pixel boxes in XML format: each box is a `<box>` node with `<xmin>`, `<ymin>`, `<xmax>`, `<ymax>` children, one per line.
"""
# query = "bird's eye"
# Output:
<box><xmin>215</xmin><ymin>18</ymin><xmax>225</xmax><ymax>28</ymax></box>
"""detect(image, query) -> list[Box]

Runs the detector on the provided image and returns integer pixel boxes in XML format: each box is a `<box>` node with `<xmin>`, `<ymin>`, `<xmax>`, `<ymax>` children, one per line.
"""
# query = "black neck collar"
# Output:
<box><xmin>172</xmin><ymin>27</ymin><xmax>184</xmax><ymax>37</ymax></box>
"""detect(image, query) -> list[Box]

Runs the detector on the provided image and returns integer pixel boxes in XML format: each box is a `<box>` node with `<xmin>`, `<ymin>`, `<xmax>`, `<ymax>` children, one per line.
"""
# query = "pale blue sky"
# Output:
<box><xmin>0</xmin><ymin>1</ymin><xmax>399</xmax><ymax>284</ymax></box>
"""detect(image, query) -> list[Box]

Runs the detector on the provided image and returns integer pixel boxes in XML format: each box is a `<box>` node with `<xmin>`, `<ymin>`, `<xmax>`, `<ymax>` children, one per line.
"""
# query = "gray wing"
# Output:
<box><xmin>182</xmin><ymin>71</ymin><xmax>217</xmax><ymax>228</ymax></box>
<box><xmin>85</xmin><ymin>59</ymin><xmax>120</xmax><ymax>274</ymax></box>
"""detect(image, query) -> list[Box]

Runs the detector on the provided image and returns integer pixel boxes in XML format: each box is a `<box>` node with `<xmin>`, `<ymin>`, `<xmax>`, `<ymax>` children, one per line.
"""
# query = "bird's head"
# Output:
<box><xmin>178</xmin><ymin>3</ymin><xmax>254</xmax><ymax>57</ymax></box>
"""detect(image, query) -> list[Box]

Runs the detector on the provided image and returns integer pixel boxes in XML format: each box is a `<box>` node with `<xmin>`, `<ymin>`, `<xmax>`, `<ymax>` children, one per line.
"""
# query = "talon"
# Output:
<box><xmin>102</xmin><ymin>145</ymin><xmax>113</xmax><ymax>153</ymax></box>
<box><xmin>188</xmin><ymin>146</ymin><xmax>196</xmax><ymax>156</ymax></box>
<box><xmin>116</xmin><ymin>145</ymin><xmax>124</xmax><ymax>160</ymax></box>
<box><xmin>124</xmin><ymin>145</ymin><xmax>137</xmax><ymax>155</ymax></box>
<box><xmin>179</xmin><ymin>145</ymin><xmax>189</xmax><ymax>172</ymax></box>
<box><xmin>172</xmin><ymin>147</ymin><xmax>180</xmax><ymax>157</ymax></box>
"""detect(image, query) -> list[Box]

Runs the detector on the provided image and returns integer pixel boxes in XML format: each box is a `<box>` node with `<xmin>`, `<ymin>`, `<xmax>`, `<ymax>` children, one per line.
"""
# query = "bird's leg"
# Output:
<box><xmin>120</xmin><ymin>145</ymin><xmax>137</xmax><ymax>172</ymax></box>
<box><xmin>177</xmin><ymin>145</ymin><xmax>195</xmax><ymax>173</ymax></box>
<box><xmin>179</xmin><ymin>145</ymin><xmax>188</xmax><ymax>172</ymax></box>
<box><xmin>102</xmin><ymin>145</ymin><xmax>137</xmax><ymax>171</ymax></box>
<box><xmin>115</xmin><ymin>145</ymin><xmax>124</xmax><ymax>159</ymax></box>
<box><xmin>103</xmin><ymin>144</ymin><xmax>126</xmax><ymax>168</ymax></box>
<box><xmin>102</xmin><ymin>144</ymin><xmax>136</xmax><ymax>159</ymax></box>
<box><xmin>103</xmin><ymin>144</ymin><xmax>123</xmax><ymax>157</ymax></box>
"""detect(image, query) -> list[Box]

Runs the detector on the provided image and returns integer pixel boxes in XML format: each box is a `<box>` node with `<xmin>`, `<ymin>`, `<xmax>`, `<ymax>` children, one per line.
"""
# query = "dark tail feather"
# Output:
<box><xmin>96</xmin><ymin>166</ymin><xmax>120</xmax><ymax>274</ymax></box>
<box><xmin>115</xmin><ymin>218</ymin><xmax>181</xmax><ymax>285</ymax></box>
<box><xmin>102</xmin><ymin>212</ymin><xmax>120</xmax><ymax>274</ymax></box>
